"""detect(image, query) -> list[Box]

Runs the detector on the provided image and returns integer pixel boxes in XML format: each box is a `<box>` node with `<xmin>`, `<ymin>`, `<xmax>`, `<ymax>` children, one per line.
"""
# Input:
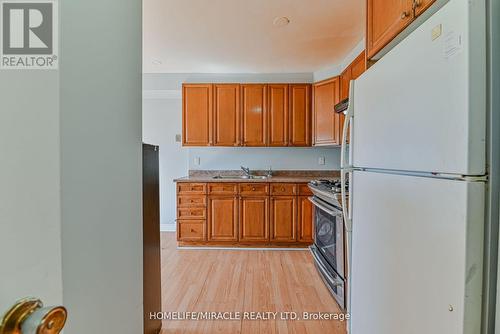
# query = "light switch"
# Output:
<box><xmin>175</xmin><ymin>134</ymin><xmax>181</xmax><ymax>142</ymax></box>
<box><xmin>194</xmin><ymin>157</ymin><xmax>201</xmax><ymax>166</ymax></box>
<box><xmin>318</xmin><ymin>157</ymin><xmax>326</xmax><ymax>165</ymax></box>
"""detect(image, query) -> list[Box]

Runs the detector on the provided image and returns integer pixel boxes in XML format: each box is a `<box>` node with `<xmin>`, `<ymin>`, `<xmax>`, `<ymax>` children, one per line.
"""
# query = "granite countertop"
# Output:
<box><xmin>174</xmin><ymin>170</ymin><xmax>340</xmax><ymax>183</ymax></box>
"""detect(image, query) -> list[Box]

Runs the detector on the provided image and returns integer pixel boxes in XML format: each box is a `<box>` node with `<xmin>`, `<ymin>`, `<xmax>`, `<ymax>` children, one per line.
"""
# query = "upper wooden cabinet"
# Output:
<box><xmin>413</xmin><ymin>0</ymin><xmax>436</xmax><ymax>17</ymax></box>
<box><xmin>241</xmin><ymin>84</ymin><xmax>268</xmax><ymax>146</ymax></box>
<box><xmin>367</xmin><ymin>0</ymin><xmax>436</xmax><ymax>59</ymax></box>
<box><xmin>213</xmin><ymin>84</ymin><xmax>240</xmax><ymax>146</ymax></box>
<box><xmin>313</xmin><ymin>77</ymin><xmax>340</xmax><ymax>146</ymax></box>
<box><xmin>339</xmin><ymin>52</ymin><xmax>366</xmax><ymax>143</ymax></box>
<box><xmin>289</xmin><ymin>84</ymin><xmax>312</xmax><ymax>147</ymax></box>
<box><xmin>267</xmin><ymin>84</ymin><xmax>289</xmax><ymax>146</ymax></box>
<box><xmin>182</xmin><ymin>84</ymin><xmax>213</xmax><ymax>146</ymax></box>
<box><xmin>182</xmin><ymin>82</ymin><xmax>313</xmax><ymax>147</ymax></box>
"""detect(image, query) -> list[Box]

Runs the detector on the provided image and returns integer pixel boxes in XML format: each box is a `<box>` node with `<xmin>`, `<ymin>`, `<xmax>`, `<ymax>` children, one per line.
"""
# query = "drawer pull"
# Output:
<box><xmin>252</xmin><ymin>187</ymin><xmax>256</xmax><ymax>191</ymax></box>
<box><xmin>281</xmin><ymin>187</ymin><xmax>285</xmax><ymax>191</ymax></box>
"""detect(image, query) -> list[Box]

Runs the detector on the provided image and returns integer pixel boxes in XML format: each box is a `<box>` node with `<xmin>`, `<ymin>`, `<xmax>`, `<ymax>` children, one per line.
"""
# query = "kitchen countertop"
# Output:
<box><xmin>174</xmin><ymin>170</ymin><xmax>340</xmax><ymax>183</ymax></box>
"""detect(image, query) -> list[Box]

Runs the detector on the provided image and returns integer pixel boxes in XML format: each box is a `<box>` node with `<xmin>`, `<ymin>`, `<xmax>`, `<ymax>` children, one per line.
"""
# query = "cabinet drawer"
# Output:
<box><xmin>270</xmin><ymin>183</ymin><xmax>296</xmax><ymax>196</ymax></box>
<box><xmin>207</xmin><ymin>183</ymin><xmax>238</xmax><ymax>195</ymax></box>
<box><xmin>177</xmin><ymin>221</ymin><xmax>205</xmax><ymax>241</ymax></box>
<box><xmin>298</xmin><ymin>183</ymin><xmax>313</xmax><ymax>196</ymax></box>
<box><xmin>177</xmin><ymin>207</ymin><xmax>206</xmax><ymax>219</ymax></box>
<box><xmin>177</xmin><ymin>195</ymin><xmax>206</xmax><ymax>207</ymax></box>
<box><xmin>177</xmin><ymin>183</ymin><xmax>206</xmax><ymax>194</ymax></box>
<box><xmin>239</xmin><ymin>183</ymin><xmax>269</xmax><ymax>196</ymax></box>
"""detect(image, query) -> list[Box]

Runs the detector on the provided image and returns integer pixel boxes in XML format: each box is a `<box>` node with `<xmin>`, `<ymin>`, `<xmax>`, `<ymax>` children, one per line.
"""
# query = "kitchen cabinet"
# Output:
<box><xmin>207</xmin><ymin>196</ymin><xmax>239</xmax><ymax>242</ymax></box>
<box><xmin>268</xmin><ymin>84</ymin><xmax>289</xmax><ymax>146</ymax></box>
<box><xmin>367</xmin><ymin>0</ymin><xmax>436</xmax><ymax>59</ymax></box>
<box><xmin>177</xmin><ymin>181</ymin><xmax>313</xmax><ymax>246</ymax></box>
<box><xmin>182</xmin><ymin>84</ymin><xmax>213</xmax><ymax>146</ymax></box>
<box><xmin>213</xmin><ymin>84</ymin><xmax>240</xmax><ymax>146</ymax></box>
<box><xmin>413</xmin><ymin>0</ymin><xmax>436</xmax><ymax>17</ymax></box>
<box><xmin>313</xmin><ymin>77</ymin><xmax>340</xmax><ymax>146</ymax></box>
<box><xmin>289</xmin><ymin>84</ymin><xmax>312</xmax><ymax>146</ymax></box>
<box><xmin>241</xmin><ymin>84</ymin><xmax>267</xmax><ymax>146</ymax></box>
<box><xmin>182</xmin><ymin>82</ymin><xmax>312</xmax><ymax>147</ymax></box>
<box><xmin>239</xmin><ymin>196</ymin><xmax>269</xmax><ymax>242</ymax></box>
<box><xmin>339</xmin><ymin>51</ymin><xmax>366</xmax><ymax>144</ymax></box>
<box><xmin>297</xmin><ymin>196</ymin><xmax>314</xmax><ymax>243</ymax></box>
<box><xmin>270</xmin><ymin>196</ymin><xmax>297</xmax><ymax>242</ymax></box>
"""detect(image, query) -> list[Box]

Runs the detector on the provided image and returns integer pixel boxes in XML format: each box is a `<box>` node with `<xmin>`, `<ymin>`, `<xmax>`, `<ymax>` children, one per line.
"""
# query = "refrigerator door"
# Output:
<box><xmin>352</xmin><ymin>0</ymin><xmax>485</xmax><ymax>175</ymax></box>
<box><xmin>350</xmin><ymin>170</ymin><xmax>484</xmax><ymax>334</ymax></box>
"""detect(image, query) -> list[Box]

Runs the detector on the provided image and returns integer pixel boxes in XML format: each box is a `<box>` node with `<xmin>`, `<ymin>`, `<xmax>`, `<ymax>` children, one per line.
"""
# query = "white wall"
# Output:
<box><xmin>0</xmin><ymin>70</ymin><xmax>63</xmax><ymax>312</ymax></box>
<box><xmin>143</xmin><ymin>97</ymin><xmax>188</xmax><ymax>229</ymax></box>
<box><xmin>188</xmin><ymin>147</ymin><xmax>340</xmax><ymax>171</ymax></box>
<box><xmin>60</xmin><ymin>1</ymin><xmax>143</xmax><ymax>333</ymax></box>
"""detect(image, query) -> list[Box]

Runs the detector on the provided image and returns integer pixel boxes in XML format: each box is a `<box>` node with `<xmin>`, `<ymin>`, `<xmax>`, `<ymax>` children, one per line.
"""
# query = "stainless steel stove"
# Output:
<box><xmin>308</xmin><ymin>179</ymin><xmax>349</xmax><ymax>310</ymax></box>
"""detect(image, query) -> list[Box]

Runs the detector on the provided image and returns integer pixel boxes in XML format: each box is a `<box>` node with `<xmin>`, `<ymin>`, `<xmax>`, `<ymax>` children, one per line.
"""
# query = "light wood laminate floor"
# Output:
<box><xmin>160</xmin><ymin>232</ymin><xmax>347</xmax><ymax>334</ymax></box>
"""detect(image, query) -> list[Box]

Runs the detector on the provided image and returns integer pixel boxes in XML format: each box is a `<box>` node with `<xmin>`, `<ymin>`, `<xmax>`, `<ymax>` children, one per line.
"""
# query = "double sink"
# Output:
<box><xmin>212</xmin><ymin>166</ymin><xmax>270</xmax><ymax>180</ymax></box>
<box><xmin>212</xmin><ymin>175</ymin><xmax>269</xmax><ymax>180</ymax></box>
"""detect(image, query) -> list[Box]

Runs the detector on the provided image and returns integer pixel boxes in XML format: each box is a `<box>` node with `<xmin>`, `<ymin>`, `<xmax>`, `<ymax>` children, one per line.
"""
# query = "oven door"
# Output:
<box><xmin>310</xmin><ymin>196</ymin><xmax>345</xmax><ymax>278</ymax></box>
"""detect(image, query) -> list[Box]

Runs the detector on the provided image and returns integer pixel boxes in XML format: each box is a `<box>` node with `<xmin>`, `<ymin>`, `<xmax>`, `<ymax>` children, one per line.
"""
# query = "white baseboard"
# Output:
<box><xmin>160</xmin><ymin>224</ymin><xmax>176</xmax><ymax>232</ymax></box>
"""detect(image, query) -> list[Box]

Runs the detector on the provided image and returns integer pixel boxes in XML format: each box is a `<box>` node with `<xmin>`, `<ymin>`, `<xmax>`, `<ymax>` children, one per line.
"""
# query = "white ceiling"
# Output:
<box><xmin>143</xmin><ymin>0</ymin><xmax>365</xmax><ymax>74</ymax></box>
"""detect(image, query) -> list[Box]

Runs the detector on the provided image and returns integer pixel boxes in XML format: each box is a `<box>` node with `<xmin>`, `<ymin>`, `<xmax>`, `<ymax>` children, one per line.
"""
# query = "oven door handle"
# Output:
<box><xmin>308</xmin><ymin>197</ymin><xmax>340</xmax><ymax>216</ymax></box>
<box><xmin>310</xmin><ymin>247</ymin><xmax>343</xmax><ymax>287</ymax></box>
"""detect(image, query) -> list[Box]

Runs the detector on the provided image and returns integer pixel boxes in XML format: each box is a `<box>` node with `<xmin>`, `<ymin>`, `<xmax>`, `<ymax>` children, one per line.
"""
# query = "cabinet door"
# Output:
<box><xmin>350</xmin><ymin>51</ymin><xmax>367</xmax><ymax>80</ymax></box>
<box><xmin>297</xmin><ymin>196</ymin><xmax>313</xmax><ymax>243</ymax></box>
<box><xmin>313</xmin><ymin>77</ymin><xmax>340</xmax><ymax>146</ymax></box>
<box><xmin>270</xmin><ymin>196</ymin><xmax>297</xmax><ymax>242</ymax></box>
<box><xmin>241</xmin><ymin>84</ymin><xmax>267</xmax><ymax>146</ymax></box>
<box><xmin>268</xmin><ymin>84</ymin><xmax>289</xmax><ymax>146</ymax></box>
<box><xmin>413</xmin><ymin>0</ymin><xmax>436</xmax><ymax>17</ymax></box>
<box><xmin>289</xmin><ymin>84</ymin><xmax>312</xmax><ymax>147</ymax></box>
<box><xmin>366</xmin><ymin>0</ymin><xmax>413</xmax><ymax>59</ymax></box>
<box><xmin>208</xmin><ymin>196</ymin><xmax>238</xmax><ymax>241</ymax></box>
<box><xmin>340</xmin><ymin>67</ymin><xmax>352</xmax><ymax>102</ymax></box>
<box><xmin>239</xmin><ymin>197</ymin><xmax>269</xmax><ymax>242</ymax></box>
<box><xmin>213</xmin><ymin>84</ymin><xmax>240</xmax><ymax>146</ymax></box>
<box><xmin>182</xmin><ymin>84</ymin><xmax>212</xmax><ymax>146</ymax></box>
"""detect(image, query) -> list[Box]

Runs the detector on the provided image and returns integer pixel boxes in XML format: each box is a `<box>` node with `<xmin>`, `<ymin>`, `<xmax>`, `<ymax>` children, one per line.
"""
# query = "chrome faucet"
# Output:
<box><xmin>241</xmin><ymin>166</ymin><xmax>251</xmax><ymax>177</ymax></box>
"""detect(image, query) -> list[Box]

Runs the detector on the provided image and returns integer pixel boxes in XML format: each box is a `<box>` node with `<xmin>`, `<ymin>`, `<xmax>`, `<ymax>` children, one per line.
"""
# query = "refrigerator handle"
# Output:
<box><xmin>341</xmin><ymin>80</ymin><xmax>354</xmax><ymax>233</ymax></box>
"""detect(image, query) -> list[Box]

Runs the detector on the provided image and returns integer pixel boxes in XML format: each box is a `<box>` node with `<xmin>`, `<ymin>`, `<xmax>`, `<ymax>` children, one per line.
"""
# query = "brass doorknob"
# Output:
<box><xmin>0</xmin><ymin>298</ymin><xmax>67</xmax><ymax>334</ymax></box>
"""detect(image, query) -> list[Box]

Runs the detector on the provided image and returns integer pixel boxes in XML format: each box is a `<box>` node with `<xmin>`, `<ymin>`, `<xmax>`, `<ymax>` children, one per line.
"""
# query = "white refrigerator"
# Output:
<box><xmin>341</xmin><ymin>1</ymin><xmax>488</xmax><ymax>333</ymax></box>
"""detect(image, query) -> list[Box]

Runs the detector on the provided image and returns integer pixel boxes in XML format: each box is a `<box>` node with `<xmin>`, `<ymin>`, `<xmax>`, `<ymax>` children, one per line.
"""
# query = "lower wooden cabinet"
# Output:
<box><xmin>177</xmin><ymin>182</ymin><xmax>313</xmax><ymax>246</ymax></box>
<box><xmin>298</xmin><ymin>196</ymin><xmax>314</xmax><ymax>243</ymax></box>
<box><xmin>207</xmin><ymin>196</ymin><xmax>238</xmax><ymax>241</ymax></box>
<box><xmin>270</xmin><ymin>196</ymin><xmax>297</xmax><ymax>242</ymax></box>
<box><xmin>239</xmin><ymin>196</ymin><xmax>269</xmax><ymax>242</ymax></box>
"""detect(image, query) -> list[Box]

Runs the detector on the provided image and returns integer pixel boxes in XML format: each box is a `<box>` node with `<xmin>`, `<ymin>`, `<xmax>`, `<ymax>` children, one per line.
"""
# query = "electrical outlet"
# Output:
<box><xmin>318</xmin><ymin>156</ymin><xmax>326</xmax><ymax>165</ymax></box>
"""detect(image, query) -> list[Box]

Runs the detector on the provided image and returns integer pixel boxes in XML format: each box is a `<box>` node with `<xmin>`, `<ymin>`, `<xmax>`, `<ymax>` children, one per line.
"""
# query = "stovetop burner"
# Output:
<box><xmin>309</xmin><ymin>179</ymin><xmax>348</xmax><ymax>194</ymax></box>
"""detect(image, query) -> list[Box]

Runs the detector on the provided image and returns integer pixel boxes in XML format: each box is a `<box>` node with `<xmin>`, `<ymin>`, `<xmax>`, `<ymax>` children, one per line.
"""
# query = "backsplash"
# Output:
<box><xmin>188</xmin><ymin>147</ymin><xmax>340</xmax><ymax>170</ymax></box>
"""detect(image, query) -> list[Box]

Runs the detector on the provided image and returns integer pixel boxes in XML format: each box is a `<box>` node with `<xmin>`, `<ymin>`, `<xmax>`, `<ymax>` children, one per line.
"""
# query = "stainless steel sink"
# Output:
<box><xmin>212</xmin><ymin>175</ymin><xmax>268</xmax><ymax>180</ymax></box>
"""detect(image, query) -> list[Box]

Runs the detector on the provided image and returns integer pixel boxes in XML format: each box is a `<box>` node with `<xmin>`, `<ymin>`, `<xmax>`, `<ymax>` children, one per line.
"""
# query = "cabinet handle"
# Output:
<box><xmin>401</xmin><ymin>11</ymin><xmax>410</xmax><ymax>19</ymax></box>
<box><xmin>252</xmin><ymin>187</ymin><xmax>256</xmax><ymax>191</ymax></box>
<box><xmin>281</xmin><ymin>187</ymin><xmax>285</xmax><ymax>192</ymax></box>
<box><xmin>190</xmin><ymin>229</ymin><xmax>196</xmax><ymax>233</ymax></box>
<box><xmin>414</xmin><ymin>0</ymin><xmax>422</xmax><ymax>8</ymax></box>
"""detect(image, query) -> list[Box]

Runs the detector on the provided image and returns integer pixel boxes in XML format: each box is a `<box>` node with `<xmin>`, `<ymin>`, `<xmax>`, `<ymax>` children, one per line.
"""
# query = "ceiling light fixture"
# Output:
<box><xmin>273</xmin><ymin>16</ymin><xmax>290</xmax><ymax>27</ymax></box>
